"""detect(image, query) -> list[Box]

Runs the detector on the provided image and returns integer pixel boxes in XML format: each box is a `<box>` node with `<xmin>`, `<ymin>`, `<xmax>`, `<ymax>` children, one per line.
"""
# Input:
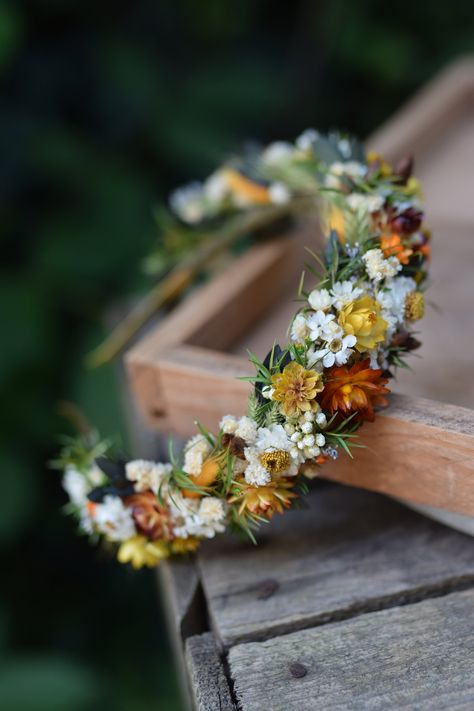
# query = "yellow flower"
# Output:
<box><xmin>271</xmin><ymin>361</ymin><xmax>323</xmax><ymax>417</ymax></box>
<box><xmin>338</xmin><ymin>296</ymin><xmax>388</xmax><ymax>352</ymax></box>
<box><xmin>117</xmin><ymin>536</ymin><xmax>169</xmax><ymax>569</ymax></box>
<box><xmin>322</xmin><ymin>202</ymin><xmax>346</xmax><ymax>242</ymax></box>
<box><xmin>222</xmin><ymin>168</ymin><xmax>271</xmax><ymax>205</ymax></box>
<box><xmin>170</xmin><ymin>537</ymin><xmax>201</xmax><ymax>555</ymax></box>
<box><xmin>405</xmin><ymin>292</ymin><xmax>425</xmax><ymax>321</ymax></box>
<box><xmin>228</xmin><ymin>478</ymin><xmax>298</xmax><ymax>519</ymax></box>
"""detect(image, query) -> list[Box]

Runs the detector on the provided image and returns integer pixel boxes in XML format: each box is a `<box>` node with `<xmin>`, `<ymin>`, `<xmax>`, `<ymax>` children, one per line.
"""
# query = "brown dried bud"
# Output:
<box><xmin>125</xmin><ymin>491</ymin><xmax>173</xmax><ymax>541</ymax></box>
<box><xmin>390</xmin><ymin>207</ymin><xmax>422</xmax><ymax>235</ymax></box>
<box><xmin>391</xmin><ymin>330</ymin><xmax>421</xmax><ymax>352</ymax></box>
<box><xmin>394</xmin><ymin>155</ymin><xmax>414</xmax><ymax>184</ymax></box>
<box><xmin>221</xmin><ymin>433</ymin><xmax>247</xmax><ymax>460</ymax></box>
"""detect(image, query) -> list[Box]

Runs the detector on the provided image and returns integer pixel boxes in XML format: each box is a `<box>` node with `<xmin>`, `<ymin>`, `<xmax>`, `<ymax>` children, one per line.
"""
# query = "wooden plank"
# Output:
<box><xmin>228</xmin><ymin>588</ymin><xmax>474</xmax><ymax>711</ymax></box>
<box><xmin>185</xmin><ymin>633</ymin><xmax>236</xmax><ymax>711</ymax></box>
<box><xmin>367</xmin><ymin>56</ymin><xmax>474</xmax><ymax>163</ymax></box>
<box><xmin>125</xmin><ymin>235</ymin><xmax>296</xmax><ymax>430</ymax></box>
<box><xmin>197</xmin><ymin>486</ymin><xmax>474</xmax><ymax>648</ymax></box>
<box><xmin>322</xmin><ymin>393</ymin><xmax>474</xmax><ymax>516</ymax></box>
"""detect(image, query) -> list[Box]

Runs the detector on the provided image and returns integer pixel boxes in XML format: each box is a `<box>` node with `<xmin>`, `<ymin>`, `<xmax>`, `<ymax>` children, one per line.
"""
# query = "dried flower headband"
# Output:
<box><xmin>55</xmin><ymin>130</ymin><xmax>430</xmax><ymax>569</ymax></box>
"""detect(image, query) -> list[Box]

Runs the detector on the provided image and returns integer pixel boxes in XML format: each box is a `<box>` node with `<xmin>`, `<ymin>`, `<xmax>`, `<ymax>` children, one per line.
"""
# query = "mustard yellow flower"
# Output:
<box><xmin>228</xmin><ymin>478</ymin><xmax>298</xmax><ymax>519</ymax></box>
<box><xmin>271</xmin><ymin>361</ymin><xmax>323</xmax><ymax>417</ymax></box>
<box><xmin>117</xmin><ymin>535</ymin><xmax>169</xmax><ymax>569</ymax></box>
<box><xmin>170</xmin><ymin>537</ymin><xmax>201</xmax><ymax>555</ymax></box>
<box><xmin>405</xmin><ymin>292</ymin><xmax>425</xmax><ymax>321</ymax></box>
<box><xmin>338</xmin><ymin>296</ymin><xmax>388</xmax><ymax>352</ymax></box>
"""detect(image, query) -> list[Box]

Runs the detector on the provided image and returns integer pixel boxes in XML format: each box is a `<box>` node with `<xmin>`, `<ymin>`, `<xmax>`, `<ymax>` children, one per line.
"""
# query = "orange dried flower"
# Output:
<box><xmin>125</xmin><ymin>491</ymin><xmax>174</xmax><ymax>541</ymax></box>
<box><xmin>380</xmin><ymin>234</ymin><xmax>413</xmax><ymax>265</ymax></box>
<box><xmin>320</xmin><ymin>359</ymin><xmax>390</xmax><ymax>422</ymax></box>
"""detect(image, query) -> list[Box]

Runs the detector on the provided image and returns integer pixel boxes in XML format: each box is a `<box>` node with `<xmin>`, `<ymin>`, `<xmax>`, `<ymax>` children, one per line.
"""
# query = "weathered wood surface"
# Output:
<box><xmin>197</xmin><ymin>486</ymin><xmax>474</xmax><ymax>648</ymax></box>
<box><xmin>229</xmin><ymin>588</ymin><xmax>474</xmax><ymax>711</ymax></box>
<box><xmin>323</xmin><ymin>393</ymin><xmax>474</xmax><ymax>516</ymax></box>
<box><xmin>185</xmin><ymin>633</ymin><xmax>235</xmax><ymax>711</ymax></box>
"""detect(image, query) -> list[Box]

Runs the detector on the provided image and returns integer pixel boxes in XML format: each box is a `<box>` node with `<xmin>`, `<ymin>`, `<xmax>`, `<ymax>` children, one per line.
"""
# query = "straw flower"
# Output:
<box><xmin>338</xmin><ymin>296</ymin><xmax>388</xmax><ymax>352</ymax></box>
<box><xmin>320</xmin><ymin>359</ymin><xmax>390</xmax><ymax>422</ymax></box>
<box><xmin>271</xmin><ymin>362</ymin><xmax>323</xmax><ymax>417</ymax></box>
<box><xmin>117</xmin><ymin>536</ymin><xmax>169</xmax><ymax>569</ymax></box>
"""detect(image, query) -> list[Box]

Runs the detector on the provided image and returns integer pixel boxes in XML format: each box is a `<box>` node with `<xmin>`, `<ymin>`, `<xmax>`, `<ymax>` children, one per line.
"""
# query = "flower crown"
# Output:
<box><xmin>56</xmin><ymin>130</ymin><xmax>430</xmax><ymax>569</ymax></box>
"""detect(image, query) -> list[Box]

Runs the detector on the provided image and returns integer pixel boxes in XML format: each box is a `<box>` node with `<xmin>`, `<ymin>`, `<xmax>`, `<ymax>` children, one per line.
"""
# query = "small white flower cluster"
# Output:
<box><xmin>219</xmin><ymin>416</ymin><xmax>301</xmax><ymax>486</ymax></box>
<box><xmin>324</xmin><ymin>161</ymin><xmax>367</xmax><ymax>190</ymax></box>
<box><xmin>284</xmin><ymin>411</ymin><xmax>328</xmax><ymax>460</ymax></box>
<box><xmin>170</xmin><ymin>493</ymin><xmax>227</xmax><ymax>539</ymax></box>
<box><xmin>346</xmin><ymin>193</ymin><xmax>384</xmax><ymax>214</ymax></box>
<box><xmin>290</xmin><ymin>282</ymin><xmax>363</xmax><ymax>367</ymax></box>
<box><xmin>62</xmin><ymin>464</ymin><xmax>108</xmax><ymax>535</ymax></box>
<box><xmin>125</xmin><ymin>459</ymin><xmax>172</xmax><ymax>494</ymax></box>
<box><xmin>362</xmin><ymin>248</ymin><xmax>401</xmax><ymax>283</ymax></box>
<box><xmin>183</xmin><ymin>434</ymin><xmax>213</xmax><ymax>476</ymax></box>
<box><xmin>93</xmin><ymin>496</ymin><xmax>137</xmax><ymax>542</ymax></box>
<box><xmin>376</xmin><ymin>276</ymin><xmax>417</xmax><ymax>338</ymax></box>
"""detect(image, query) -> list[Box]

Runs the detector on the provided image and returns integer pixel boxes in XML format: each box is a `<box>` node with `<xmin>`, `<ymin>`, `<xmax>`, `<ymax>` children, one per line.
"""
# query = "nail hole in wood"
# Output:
<box><xmin>256</xmin><ymin>578</ymin><xmax>279</xmax><ymax>600</ymax></box>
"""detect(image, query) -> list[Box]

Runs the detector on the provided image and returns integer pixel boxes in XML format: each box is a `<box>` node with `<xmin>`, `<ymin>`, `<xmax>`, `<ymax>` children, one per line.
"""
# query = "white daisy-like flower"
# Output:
<box><xmin>308</xmin><ymin>333</ymin><xmax>357</xmax><ymax>368</ymax></box>
<box><xmin>220</xmin><ymin>414</ymin><xmax>238</xmax><ymax>435</ymax></box>
<box><xmin>62</xmin><ymin>467</ymin><xmax>90</xmax><ymax>507</ymax></box>
<box><xmin>169</xmin><ymin>182</ymin><xmax>205</xmax><ymax>224</ymax></box>
<box><xmin>290</xmin><ymin>313</ymin><xmax>310</xmax><ymax>343</ymax></box>
<box><xmin>243</xmin><ymin>424</ymin><xmax>302</xmax><ymax>486</ymax></box>
<box><xmin>261</xmin><ymin>141</ymin><xmax>294</xmax><ymax>164</ymax></box>
<box><xmin>307</xmin><ymin>310</ymin><xmax>342</xmax><ymax>341</ymax></box>
<box><xmin>296</xmin><ymin>128</ymin><xmax>319</xmax><ymax>152</ymax></box>
<box><xmin>235</xmin><ymin>416</ymin><xmax>258</xmax><ymax>445</ymax></box>
<box><xmin>330</xmin><ymin>280</ymin><xmax>363</xmax><ymax>310</ymax></box>
<box><xmin>308</xmin><ymin>288</ymin><xmax>332</xmax><ymax>311</ymax></box>
<box><xmin>261</xmin><ymin>385</ymin><xmax>274</xmax><ymax>399</ymax></box>
<box><xmin>94</xmin><ymin>495</ymin><xmax>136</xmax><ymax>542</ymax></box>
<box><xmin>269</xmin><ymin>182</ymin><xmax>291</xmax><ymax>205</ymax></box>
<box><xmin>183</xmin><ymin>434</ymin><xmax>212</xmax><ymax>476</ymax></box>
<box><xmin>362</xmin><ymin>248</ymin><xmax>401</xmax><ymax>283</ymax></box>
<box><xmin>125</xmin><ymin>459</ymin><xmax>172</xmax><ymax>494</ymax></box>
<box><xmin>242</xmin><ymin>449</ymin><xmax>271</xmax><ymax>486</ymax></box>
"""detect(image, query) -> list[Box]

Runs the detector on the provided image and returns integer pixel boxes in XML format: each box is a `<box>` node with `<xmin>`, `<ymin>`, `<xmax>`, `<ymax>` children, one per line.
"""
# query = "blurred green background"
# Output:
<box><xmin>2</xmin><ymin>1</ymin><xmax>474</xmax><ymax>708</ymax></box>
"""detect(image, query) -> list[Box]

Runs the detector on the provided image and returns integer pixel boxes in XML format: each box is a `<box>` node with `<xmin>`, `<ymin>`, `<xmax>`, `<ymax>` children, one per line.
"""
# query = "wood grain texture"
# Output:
<box><xmin>228</xmin><ymin>588</ymin><xmax>474</xmax><ymax>711</ymax></box>
<box><xmin>185</xmin><ymin>633</ymin><xmax>236</xmax><ymax>711</ymax></box>
<box><xmin>322</xmin><ymin>393</ymin><xmax>474</xmax><ymax>516</ymax></box>
<box><xmin>125</xmin><ymin>235</ymin><xmax>296</xmax><ymax>430</ymax></box>
<box><xmin>197</xmin><ymin>486</ymin><xmax>474</xmax><ymax>648</ymax></box>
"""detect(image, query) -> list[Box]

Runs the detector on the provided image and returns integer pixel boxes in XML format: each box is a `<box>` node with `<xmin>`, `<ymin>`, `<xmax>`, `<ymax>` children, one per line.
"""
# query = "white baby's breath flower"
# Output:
<box><xmin>183</xmin><ymin>434</ymin><xmax>212</xmax><ymax>476</ymax></box>
<box><xmin>62</xmin><ymin>467</ymin><xmax>90</xmax><ymax>507</ymax></box>
<box><xmin>125</xmin><ymin>459</ymin><xmax>171</xmax><ymax>494</ymax></box>
<box><xmin>235</xmin><ymin>416</ymin><xmax>258</xmax><ymax>444</ymax></box>
<box><xmin>290</xmin><ymin>313</ymin><xmax>310</xmax><ymax>343</ymax></box>
<box><xmin>308</xmin><ymin>334</ymin><xmax>356</xmax><ymax>368</ymax></box>
<box><xmin>330</xmin><ymin>281</ymin><xmax>363</xmax><ymax>310</ymax></box>
<box><xmin>94</xmin><ymin>495</ymin><xmax>136</xmax><ymax>542</ymax></box>
<box><xmin>269</xmin><ymin>182</ymin><xmax>291</xmax><ymax>205</ymax></box>
<box><xmin>363</xmin><ymin>248</ymin><xmax>401</xmax><ymax>283</ymax></box>
<box><xmin>220</xmin><ymin>415</ymin><xmax>238</xmax><ymax>435</ymax></box>
<box><xmin>308</xmin><ymin>288</ymin><xmax>332</xmax><ymax>311</ymax></box>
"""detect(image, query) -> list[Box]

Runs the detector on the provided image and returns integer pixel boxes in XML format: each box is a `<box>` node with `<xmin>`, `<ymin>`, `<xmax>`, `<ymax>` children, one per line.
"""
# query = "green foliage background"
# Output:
<box><xmin>1</xmin><ymin>1</ymin><xmax>473</xmax><ymax>708</ymax></box>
